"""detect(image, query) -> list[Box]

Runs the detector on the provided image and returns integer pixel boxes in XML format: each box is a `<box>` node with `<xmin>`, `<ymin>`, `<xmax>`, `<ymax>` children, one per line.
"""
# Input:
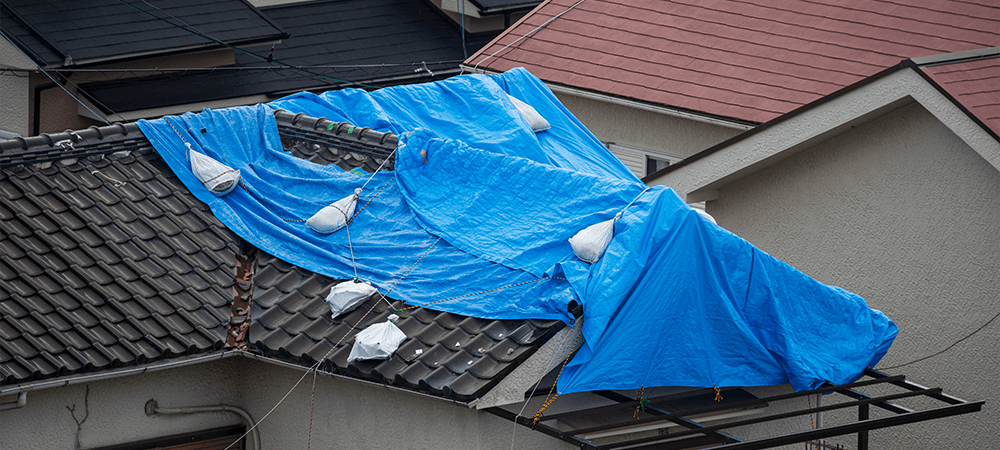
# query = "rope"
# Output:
<box><xmin>345</xmin><ymin>217</ymin><xmax>359</xmax><ymax>280</ymax></box>
<box><xmin>509</xmin><ymin>326</ymin><xmax>581</xmax><ymax>450</ymax></box>
<box><xmin>618</xmin><ymin>186</ymin><xmax>650</xmax><ymax>220</ymax></box>
<box><xmin>349</xmin><ymin>176</ymin><xmax>395</xmax><ymax>225</ymax></box>
<box><xmin>359</xmin><ymin>147</ymin><xmax>398</xmax><ymax>192</ymax></box>
<box><xmin>394</xmin><ymin>276</ymin><xmax>567</xmax><ymax>312</ymax></box>
<box><xmin>374</xmin><ymin>236</ymin><xmax>442</xmax><ymax>309</ymax></box>
<box><xmin>530</xmin><ymin>329</ymin><xmax>582</xmax><ymax>426</ymax></box>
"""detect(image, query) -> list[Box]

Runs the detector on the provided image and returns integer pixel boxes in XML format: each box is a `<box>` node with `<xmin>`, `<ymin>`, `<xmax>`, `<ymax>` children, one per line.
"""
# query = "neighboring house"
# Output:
<box><xmin>0</xmin><ymin>105</ymin><xmax>982</xmax><ymax>448</ymax></box>
<box><xmin>0</xmin><ymin>0</ymin><xmax>288</xmax><ymax>136</ymax></box>
<box><xmin>462</xmin><ymin>0</ymin><xmax>999</xmax><ymax>178</ymax></box>
<box><xmin>645</xmin><ymin>47</ymin><xmax>1000</xmax><ymax>450</ymax></box>
<box><xmin>0</xmin><ymin>0</ymin><xmax>506</xmax><ymax>136</ymax></box>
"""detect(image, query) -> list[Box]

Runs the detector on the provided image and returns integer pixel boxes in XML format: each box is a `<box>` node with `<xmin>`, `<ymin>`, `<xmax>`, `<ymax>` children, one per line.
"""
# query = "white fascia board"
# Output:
<box><xmin>650</xmin><ymin>67</ymin><xmax>1000</xmax><ymax>201</ymax></box>
<box><xmin>83</xmin><ymin>94</ymin><xmax>272</xmax><ymax>123</ymax></box>
<box><xmin>546</xmin><ymin>83</ymin><xmax>754</xmax><ymax>131</ymax></box>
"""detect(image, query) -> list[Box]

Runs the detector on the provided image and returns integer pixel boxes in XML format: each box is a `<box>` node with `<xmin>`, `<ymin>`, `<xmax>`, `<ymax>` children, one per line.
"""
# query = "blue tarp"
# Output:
<box><xmin>138</xmin><ymin>68</ymin><xmax>896</xmax><ymax>394</ymax></box>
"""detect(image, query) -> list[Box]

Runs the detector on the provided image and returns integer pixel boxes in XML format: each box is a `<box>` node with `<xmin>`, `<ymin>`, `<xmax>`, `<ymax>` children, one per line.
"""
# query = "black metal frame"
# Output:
<box><xmin>487</xmin><ymin>369</ymin><xmax>983</xmax><ymax>450</ymax></box>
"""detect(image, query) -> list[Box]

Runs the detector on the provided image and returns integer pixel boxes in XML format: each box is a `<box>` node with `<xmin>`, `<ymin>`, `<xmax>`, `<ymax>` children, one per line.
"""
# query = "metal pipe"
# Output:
<box><xmin>0</xmin><ymin>391</ymin><xmax>28</xmax><ymax>412</ymax></box>
<box><xmin>145</xmin><ymin>399</ymin><xmax>261</xmax><ymax>450</ymax></box>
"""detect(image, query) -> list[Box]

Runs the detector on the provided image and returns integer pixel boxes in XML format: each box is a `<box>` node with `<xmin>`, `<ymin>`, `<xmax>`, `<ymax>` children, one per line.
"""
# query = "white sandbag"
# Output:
<box><xmin>569</xmin><ymin>216</ymin><xmax>617</xmax><ymax>263</ymax></box>
<box><xmin>188</xmin><ymin>143</ymin><xmax>240</xmax><ymax>196</ymax></box>
<box><xmin>307</xmin><ymin>188</ymin><xmax>362</xmax><ymax>234</ymax></box>
<box><xmin>508</xmin><ymin>94</ymin><xmax>551</xmax><ymax>132</ymax></box>
<box><xmin>347</xmin><ymin>314</ymin><xmax>406</xmax><ymax>362</ymax></box>
<box><xmin>694</xmin><ymin>208</ymin><xmax>717</xmax><ymax>225</ymax></box>
<box><xmin>326</xmin><ymin>280</ymin><xmax>377</xmax><ymax>318</ymax></box>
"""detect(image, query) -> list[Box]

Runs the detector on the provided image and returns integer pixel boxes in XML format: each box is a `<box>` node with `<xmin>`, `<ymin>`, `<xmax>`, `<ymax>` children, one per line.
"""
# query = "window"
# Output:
<box><xmin>90</xmin><ymin>426</ymin><xmax>246</xmax><ymax>450</ymax></box>
<box><xmin>645</xmin><ymin>155</ymin><xmax>672</xmax><ymax>177</ymax></box>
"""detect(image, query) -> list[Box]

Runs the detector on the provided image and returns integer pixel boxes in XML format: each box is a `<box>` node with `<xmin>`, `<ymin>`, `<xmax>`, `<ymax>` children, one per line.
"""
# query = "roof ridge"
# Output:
<box><xmin>0</xmin><ymin>110</ymin><xmax>399</xmax><ymax>168</ymax></box>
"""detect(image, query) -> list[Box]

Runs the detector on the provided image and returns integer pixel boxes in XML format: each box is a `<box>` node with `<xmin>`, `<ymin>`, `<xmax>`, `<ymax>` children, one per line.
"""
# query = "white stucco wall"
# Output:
<box><xmin>705</xmin><ymin>101</ymin><xmax>1000</xmax><ymax>449</ymax></box>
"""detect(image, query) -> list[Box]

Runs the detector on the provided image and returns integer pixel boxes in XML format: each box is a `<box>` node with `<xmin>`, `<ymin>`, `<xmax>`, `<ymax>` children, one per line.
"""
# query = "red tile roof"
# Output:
<box><xmin>921</xmin><ymin>55</ymin><xmax>1000</xmax><ymax>138</ymax></box>
<box><xmin>466</xmin><ymin>0</ymin><xmax>1000</xmax><ymax>124</ymax></box>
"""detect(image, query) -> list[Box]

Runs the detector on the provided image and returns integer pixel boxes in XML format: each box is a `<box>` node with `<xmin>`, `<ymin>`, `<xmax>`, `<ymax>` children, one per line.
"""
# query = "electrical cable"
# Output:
<box><xmin>880</xmin><ymin>307</ymin><xmax>1000</xmax><ymax>370</ymax></box>
<box><xmin>0</xmin><ymin>28</ymin><xmax>111</xmax><ymax>126</ymax></box>
<box><xmin>110</xmin><ymin>0</ymin><xmax>380</xmax><ymax>89</ymax></box>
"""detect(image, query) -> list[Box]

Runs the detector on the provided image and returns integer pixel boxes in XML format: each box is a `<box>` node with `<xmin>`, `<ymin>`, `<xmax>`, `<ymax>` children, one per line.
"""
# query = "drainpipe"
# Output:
<box><xmin>144</xmin><ymin>399</ymin><xmax>260</xmax><ymax>450</ymax></box>
<box><xmin>0</xmin><ymin>391</ymin><xmax>28</xmax><ymax>412</ymax></box>
<box><xmin>33</xmin><ymin>81</ymin><xmax>58</xmax><ymax>136</ymax></box>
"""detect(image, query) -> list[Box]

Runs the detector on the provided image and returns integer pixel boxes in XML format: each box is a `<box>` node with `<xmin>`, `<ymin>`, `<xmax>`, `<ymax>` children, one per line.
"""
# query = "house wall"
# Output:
<box><xmin>553</xmin><ymin>92</ymin><xmax>744</xmax><ymax>177</ymax></box>
<box><xmin>0</xmin><ymin>356</ymin><xmax>571</xmax><ymax>450</ymax></box>
<box><xmin>236</xmin><ymin>358</ymin><xmax>571</xmax><ymax>450</ymax></box>
<box><xmin>706</xmin><ymin>101</ymin><xmax>1000</xmax><ymax>449</ymax></box>
<box><xmin>0</xmin><ymin>358</ymin><xmax>244</xmax><ymax>450</ymax></box>
<box><xmin>0</xmin><ymin>37</ymin><xmax>33</xmax><ymax>136</ymax></box>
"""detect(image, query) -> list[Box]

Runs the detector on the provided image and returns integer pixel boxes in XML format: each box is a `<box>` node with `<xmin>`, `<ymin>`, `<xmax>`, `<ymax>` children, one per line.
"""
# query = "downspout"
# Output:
<box><xmin>33</xmin><ymin>81</ymin><xmax>57</xmax><ymax>136</ymax></box>
<box><xmin>144</xmin><ymin>399</ymin><xmax>261</xmax><ymax>450</ymax></box>
<box><xmin>0</xmin><ymin>391</ymin><xmax>28</xmax><ymax>411</ymax></box>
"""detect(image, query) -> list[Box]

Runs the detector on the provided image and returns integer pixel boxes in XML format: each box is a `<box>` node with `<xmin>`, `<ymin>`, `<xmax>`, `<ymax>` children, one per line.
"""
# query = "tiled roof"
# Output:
<box><xmin>0</xmin><ymin>113</ymin><xmax>562</xmax><ymax>401</ymax></box>
<box><xmin>0</xmin><ymin>0</ymin><xmax>286</xmax><ymax>67</ymax></box>
<box><xmin>466</xmin><ymin>0</ymin><xmax>1000</xmax><ymax>124</ymax></box>
<box><xmin>920</xmin><ymin>55</ymin><xmax>1000</xmax><ymax>139</ymax></box>
<box><xmin>80</xmin><ymin>0</ymin><xmax>501</xmax><ymax>113</ymax></box>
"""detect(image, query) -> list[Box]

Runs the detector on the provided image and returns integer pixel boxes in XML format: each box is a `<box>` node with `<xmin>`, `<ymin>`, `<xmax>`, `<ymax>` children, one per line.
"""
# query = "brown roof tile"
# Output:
<box><xmin>467</xmin><ymin>0</ymin><xmax>1000</xmax><ymax>124</ymax></box>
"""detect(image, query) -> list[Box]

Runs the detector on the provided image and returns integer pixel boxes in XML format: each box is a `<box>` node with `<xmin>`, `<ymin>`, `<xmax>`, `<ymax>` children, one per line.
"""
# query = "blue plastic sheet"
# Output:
<box><xmin>139</xmin><ymin>68</ymin><xmax>896</xmax><ymax>394</ymax></box>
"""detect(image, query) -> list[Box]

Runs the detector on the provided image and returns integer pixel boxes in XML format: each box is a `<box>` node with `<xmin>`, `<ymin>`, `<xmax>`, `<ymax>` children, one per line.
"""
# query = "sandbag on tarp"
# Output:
<box><xmin>307</xmin><ymin>188</ymin><xmax>361</xmax><ymax>234</ymax></box>
<box><xmin>137</xmin><ymin>105</ymin><xmax>576</xmax><ymax>324</ymax></box>
<box><xmin>507</xmin><ymin>94</ymin><xmax>550</xmax><ymax>132</ymax></box>
<box><xmin>187</xmin><ymin>143</ymin><xmax>240</xmax><ymax>196</ymax></box>
<box><xmin>568</xmin><ymin>217</ymin><xmax>617</xmax><ymax>263</ymax></box>
<box><xmin>140</xmin><ymin>70</ymin><xmax>896</xmax><ymax>396</ymax></box>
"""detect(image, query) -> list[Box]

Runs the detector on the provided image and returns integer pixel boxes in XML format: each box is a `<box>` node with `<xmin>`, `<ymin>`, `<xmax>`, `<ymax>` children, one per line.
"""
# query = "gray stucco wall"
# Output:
<box><xmin>553</xmin><ymin>92</ymin><xmax>743</xmax><ymax>176</ymax></box>
<box><xmin>0</xmin><ymin>358</ymin><xmax>244</xmax><ymax>450</ymax></box>
<box><xmin>0</xmin><ymin>356</ymin><xmax>571</xmax><ymax>450</ymax></box>
<box><xmin>707</xmin><ymin>101</ymin><xmax>1000</xmax><ymax>449</ymax></box>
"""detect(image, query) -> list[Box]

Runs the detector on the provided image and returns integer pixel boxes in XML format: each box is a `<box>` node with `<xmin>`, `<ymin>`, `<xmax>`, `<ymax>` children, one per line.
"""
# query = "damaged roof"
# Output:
<box><xmin>465</xmin><ymin>0</ymin><xmax>1000</xmax><ymax>124</ymax></box>
<box><xmin>0</xmin><ymin>112</ymin><xmax>562</xmax><ymax>402</ymax></box>
<box><xmin>0</xmin><ymin>0</ymin><xmax>286</xmax><ymax>67</ymax></box>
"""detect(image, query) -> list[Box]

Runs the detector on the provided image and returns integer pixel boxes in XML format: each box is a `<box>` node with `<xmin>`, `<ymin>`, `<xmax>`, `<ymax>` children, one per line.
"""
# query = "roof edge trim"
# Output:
<box><xmin>641</xmin><ymin>63</ymin><xmax>905</xmax><ymax>183</ymax></box>
<box><xmin>910</xmin><ymin>46</ymin><xmax>1000</xmax><ymax>67</ymax></box>
<box><xmin>0</xmin><ymin>350</ymin><xmax>240</xmax><ymax>397</ymax></box>
<box><xmin>545</xmin><ymin>82</ymin><xmax>756</xmax><ymax>131</ymax></box>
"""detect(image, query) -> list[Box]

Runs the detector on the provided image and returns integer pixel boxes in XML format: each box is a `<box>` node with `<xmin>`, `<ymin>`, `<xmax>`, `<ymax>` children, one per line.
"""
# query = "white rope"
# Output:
<box><xmin>473</xmin><ymin>0</ymin><xmax>587</xmax><ymax>70</ymax></box>
<box><xmin>617</xmin><ymin>186</ymin><xmax>650</xmax><ymax>221</ymax></box>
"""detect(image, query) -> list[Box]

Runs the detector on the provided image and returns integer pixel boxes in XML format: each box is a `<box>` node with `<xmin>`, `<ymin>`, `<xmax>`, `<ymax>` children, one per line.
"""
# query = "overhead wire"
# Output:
<box><xmin>880</xmin><ymin>307</ymin><xmax>1000</xmax><ymax>370</ymax></box>
<box><xmin>110</xmin><ymin>0</ymin><xmax>381</xmax><ymax>89</ymax></box>
<box><xmin>0</xmin><ymin>27</ymin><xmax>112</xmax><ymax>126</ymax></box>
<box><xmin>472</xmin><ymin>0</ymin><xmax>586</xmax><ymax>70</ymax></box>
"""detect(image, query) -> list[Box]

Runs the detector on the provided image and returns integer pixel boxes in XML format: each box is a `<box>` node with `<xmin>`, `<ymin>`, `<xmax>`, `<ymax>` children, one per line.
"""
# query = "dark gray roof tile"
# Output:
<box><xmin>1</xmin><ymin>115</ymin><xmax>562</xmax><ymax>402</ymax></box>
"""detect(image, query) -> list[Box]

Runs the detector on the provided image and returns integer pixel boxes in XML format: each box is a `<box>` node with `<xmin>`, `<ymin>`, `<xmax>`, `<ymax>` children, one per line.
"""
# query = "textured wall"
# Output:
<box><xmin>0</xmin><ymin>356</ymin><xmax>570</xmax><ymax>450</ymax></box>
<box><xmin>0</xmin><ymin>358</ymin><xmax>243</xmax><ymax>450</ymax></box>
<box><xmin>553</xmin><ymin>92</ymin><xmax>742</xmax><ymax>162</ymax></box>
<box><xmin>709</xmin><ymin>101</ymin><xmax>1000</xmax><ymax>449</ymax></box>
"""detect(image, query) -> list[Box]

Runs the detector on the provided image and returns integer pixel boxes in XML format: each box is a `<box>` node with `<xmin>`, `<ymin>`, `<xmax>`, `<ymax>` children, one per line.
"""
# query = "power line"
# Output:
<box><xmin>0</xmin><ymin>28</ymin><xmax>111</xmax><ymax>126</ymax></box>
<box><xmin>110</xmin><ymin>0</ymin><xmax>381</xmax><ymax>89</ymax></box>
<box><xmin>881</xmin><ymin>307</ymin><xmax>1000</xmax><ymax>370</ymax></box>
